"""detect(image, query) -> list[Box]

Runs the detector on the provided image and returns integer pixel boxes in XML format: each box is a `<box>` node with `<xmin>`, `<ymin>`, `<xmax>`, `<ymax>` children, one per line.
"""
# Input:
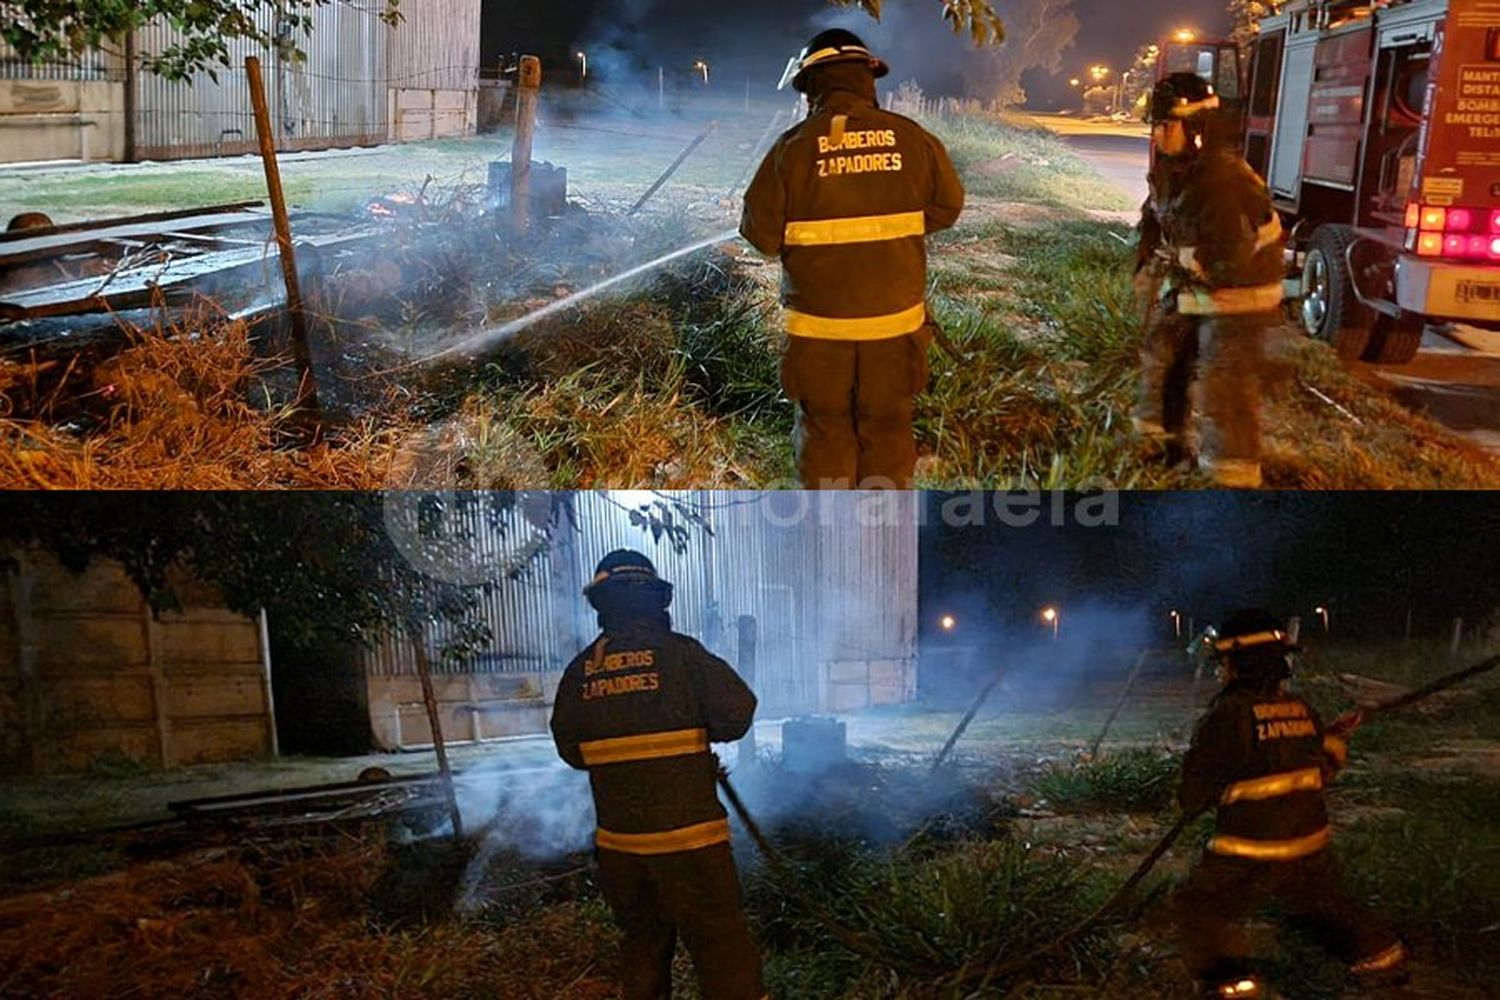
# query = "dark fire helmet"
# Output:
<box><xmin>779</xmin><ymin>28</ymin><xmax>890</xmax><ymax>93</ymax></box>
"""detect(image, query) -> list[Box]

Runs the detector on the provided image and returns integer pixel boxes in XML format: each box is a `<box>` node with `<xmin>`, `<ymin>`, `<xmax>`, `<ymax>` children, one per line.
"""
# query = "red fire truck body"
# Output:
<box><xmin>1161</xmin><ymin>0</ymin><xmax>1500</xmax><ymax>363</ymax></box>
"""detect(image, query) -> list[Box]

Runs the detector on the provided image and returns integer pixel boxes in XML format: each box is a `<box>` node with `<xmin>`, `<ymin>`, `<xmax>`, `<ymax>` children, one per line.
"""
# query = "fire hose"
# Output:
<box><xmin>717</xmin><ymin>652</ymin><xmax>1500</xmax><ymax>988</ymax></box>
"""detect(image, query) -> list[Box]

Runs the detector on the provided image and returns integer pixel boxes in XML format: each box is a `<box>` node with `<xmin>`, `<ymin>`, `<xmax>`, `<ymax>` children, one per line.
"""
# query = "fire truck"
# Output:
<box><xmin>1162</xmin><ymin>0</ymin><xmax>1500</xmax><ymax>364</ymax></box>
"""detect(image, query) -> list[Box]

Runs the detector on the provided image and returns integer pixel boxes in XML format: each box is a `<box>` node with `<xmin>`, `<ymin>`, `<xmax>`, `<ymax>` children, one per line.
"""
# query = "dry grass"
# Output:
<box><xmin>0</xmin><ymin>317</ymin><xmax>412</xmax><ymax>490</ymax></box>
<box><xmin>0</xmin><ymin>830</ymin><xmax>620</xmax><ymax>1000</ymax></box>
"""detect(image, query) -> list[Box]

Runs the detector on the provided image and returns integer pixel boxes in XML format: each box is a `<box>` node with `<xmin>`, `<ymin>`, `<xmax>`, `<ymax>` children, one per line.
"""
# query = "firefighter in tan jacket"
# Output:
<box><xmin>551</xmin><ymin>550</ymin><xmax>765</xmax><ymax>1000</ymax></box>
<box><xmin>741</xmin><ymin>29</ymin><xmax>965</xmax><ymax>489</ymax></box>
<box><xmin>1136</xmin><ymin>72</ymin><xmax>1286</xmax><ymax>489</ymax></box>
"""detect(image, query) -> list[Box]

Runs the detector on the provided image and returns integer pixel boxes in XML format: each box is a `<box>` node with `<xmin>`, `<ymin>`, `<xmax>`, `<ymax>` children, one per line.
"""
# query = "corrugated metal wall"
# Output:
<box><xmin>363</xmin><ymin>492</ymin><xmax>919</xmax><ymax>732</ymax></box>
<box><xmin>133</xmin><ymin>2</ymin><xmax>389</xmax><ymax>160</ymax></box>
<box><xmin>388</xmin><ymin>0</ymin><xmax>482</xmax><ymax>91</ymax></box>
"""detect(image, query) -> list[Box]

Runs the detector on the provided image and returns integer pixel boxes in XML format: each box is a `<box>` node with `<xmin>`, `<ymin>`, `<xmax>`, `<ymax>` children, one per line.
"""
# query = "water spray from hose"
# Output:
<box><xmin>417</xmin><ymin>227</ymin><xmax>744</xmax><ymax>366</ymax></box>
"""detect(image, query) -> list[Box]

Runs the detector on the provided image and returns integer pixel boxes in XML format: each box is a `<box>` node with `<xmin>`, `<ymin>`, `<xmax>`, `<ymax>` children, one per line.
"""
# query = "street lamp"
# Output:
<box><xmin>1041</xmin><ymin>606</ymin><xmax>1059</xmax><ymax>640</ymax></box>
<box><xmin>1174</xmin><ymin>28</ymin><xmax>1198</xmax><ymax>43</ymax></box>
<box><xmin>1314</xmin><ymin>606</ymin><xmax>1331</xmax><ymax>633</ymax></box>
<box><xmin>693</xmin><ymin>59</ymin><xmax>710</xmax><ymax>85</ymax></box>
<box><xmin>1069</xmin><ymin>77</ymin><xmax>1081</xmax><ymax>88</ymax></box>
<box><xmin>940</xmin><ymin>614</ymin><xmax>957</xmax><ymax>633</ymax></box>
<box><xmin>576</xmin><ymin>51</ymin><xmax>587</xmax><ymax>81</ymax></box>
<box><xmin>1169</xmin><ymin>609</ymin><xmax>1182</xmax><ymax>638</ymax></box>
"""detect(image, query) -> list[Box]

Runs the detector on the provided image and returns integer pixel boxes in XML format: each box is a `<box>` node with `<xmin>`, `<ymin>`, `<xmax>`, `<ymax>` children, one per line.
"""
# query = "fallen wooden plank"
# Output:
<box><xmin>0</xmin><ymin>207</ymin><xmax>274</xmax><ymax>267</ymax></box>
<box><xmin>0</xmin><ymin>229</ymin><xmax>375</xmax><ymax>321</ymax></box>
<box><xmin>0</xmin><ymin>200</ymin><xmax>264</xmax><ymax>245</ymax></box>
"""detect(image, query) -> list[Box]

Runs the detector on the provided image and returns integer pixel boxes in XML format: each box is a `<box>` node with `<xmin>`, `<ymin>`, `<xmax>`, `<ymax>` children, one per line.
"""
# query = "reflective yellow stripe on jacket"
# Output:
<box><xmin>1220</xmin><ymin>767</ymin><xmax>1323</xmax><ymax>805</ymax></box>
<box><xmin>579</xmin><ymin>727</ymin><xmax>710</xmax><ymax>767</ymax></box>
<box><xmin>783</xmin><ymin>210</ymin><xmax>926</xmax><ymax>247</ymax></box>
<box><xmin>1209</xmin><ymin>825</ymin><xmax>1331</xmax><ymax>861</ymax></box>
<box><xmin>596</xmin><ymin>818</ymin><xmax>731</xmax><ymax>856</ymax></box>
<box><xmin>1177</xmin><ymin>280</ymin><xmax>1284</xmax><ymax>316</ymax></box>
<box><xmin>786</xmin><ymin>301</ymin><xmax>927</xmax><ymax>340</ymax></box>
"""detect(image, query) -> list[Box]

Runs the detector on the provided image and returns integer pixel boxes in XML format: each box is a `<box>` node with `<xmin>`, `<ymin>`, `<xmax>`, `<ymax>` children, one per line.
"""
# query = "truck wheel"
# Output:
<box><xmin>1361</xmin><ymin>311</ymin><xmax>1425</xmax><ymax>365</ymax></box>
<box><xmin>1301</xmin><ymin>225</ymin><xmax>1374</xmax><ymax>361</ymax></box>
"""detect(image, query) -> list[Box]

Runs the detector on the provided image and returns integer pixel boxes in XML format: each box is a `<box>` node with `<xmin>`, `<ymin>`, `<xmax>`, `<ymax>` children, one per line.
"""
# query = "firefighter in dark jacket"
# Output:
<box><xmin>741</xmin><ymin>29</ymin><xmax>965</xmax><ymax>489</ymax></box>
<box><xmin>1175</xmin><ymin>610</ymin><xmax>1406</xmax><ymax>999</ymax></box>
<box><xmin>1135</xmin><ymin>72</ymin><xmax>1285</xmax><ymax>489</ymax></box>
<box><xmin>550</xmin><ymin>550</ymin><xmax>766</xmax><ymax>1000</ymax></box>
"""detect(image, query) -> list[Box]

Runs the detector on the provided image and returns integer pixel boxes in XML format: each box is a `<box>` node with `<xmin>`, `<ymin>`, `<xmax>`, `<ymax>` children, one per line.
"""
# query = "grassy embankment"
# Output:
<box><xmin>5</xmin><ymin>106</ymin><xmax>1499</xmax><ymax>487</ymax></box>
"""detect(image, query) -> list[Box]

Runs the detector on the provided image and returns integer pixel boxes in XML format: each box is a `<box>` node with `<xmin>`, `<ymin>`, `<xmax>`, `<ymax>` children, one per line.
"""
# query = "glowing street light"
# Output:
<box><xmin>940</xmin><ymin>614</ymin><xmax>957</xmax><ymax>632</ymax></box>
<box><xmin>1089</xmin><ymin>64</ymin><xmax>1112</xmax><ymax>83</ymax></box>
<box><xmin>1069</xmin><ymin>77</ymin><xmax>1081</xmax><ymax>88</ymax></box>
<box><xmin>576</xmin><ymin>51</ymin><xmax>587</xmax><ymax>80</ymax></box>
<box><xmin>1041</xmin><ymin>605</ymin><xmax>1059</xmax><ymax>639</ymax></box>
<box><xmin>1169</xmin><ymin>609</ymin><xmax>1182</xmax><ymax>638</ymax></box>
<box><xmin>693</xmin><ymin>59</ymin><xmax>710</xmax><ymax>85</ymax></box>
<box><xmin>1314</xmin><ymin>605</ymin><xmax>1331</xmax><ymax>633</ymax></box>
<box><xmin>1174</xmin><ymin>28</ymin><xmax>1199</xmax><ymax>43</ymax></box>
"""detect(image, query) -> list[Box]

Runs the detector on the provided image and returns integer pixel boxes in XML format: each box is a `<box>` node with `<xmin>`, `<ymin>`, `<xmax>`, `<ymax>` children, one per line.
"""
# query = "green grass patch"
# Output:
<box><xmin>745</xmin><ymin>836</ymin><xmax>1121</xmax><ymax>997</ymax></box>
<box><xmin>927</xmin><ymin>114</ymin><xmax>1135</xmax><ymax>212</ymax></box>
<box><xmin>1031</xmin><ymin>748</ymin><xmax>1181</xmax><ymax>815</ymax></box>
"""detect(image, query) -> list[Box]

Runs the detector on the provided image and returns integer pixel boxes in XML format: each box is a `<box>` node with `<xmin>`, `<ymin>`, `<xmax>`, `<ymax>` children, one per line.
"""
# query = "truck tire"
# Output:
<box><xmin>1361</xmin><ymin>311</ymin><xmax>1424</xmax><ymax>365</ymax></box>
<box><xmin>1300</xmin><ymin>225</ymin><xmax>1374</xmax><ymax>361</ymax></box>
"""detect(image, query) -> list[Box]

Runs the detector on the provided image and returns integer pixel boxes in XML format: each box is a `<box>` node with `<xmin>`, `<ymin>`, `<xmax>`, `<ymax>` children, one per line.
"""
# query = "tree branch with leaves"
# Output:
<box><xmin>1</xmin><ymin>0</ymin><xmax>402</xmax><ymax>80</ymax></box>
<box><xmin>831</xmin><ymin>0</ymin><xmax>1006</xmax><ymax>46</ymax></box>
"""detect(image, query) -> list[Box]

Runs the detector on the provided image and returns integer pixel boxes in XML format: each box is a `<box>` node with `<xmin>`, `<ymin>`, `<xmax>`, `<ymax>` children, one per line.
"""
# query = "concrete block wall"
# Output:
<box><xmin>0</xmin><ymin>79</ymin><xmax>127</xmax><ymax>164</ymax></box>
<box><xmin>824</xmin><ymin>658</ymin><xmax>919</xmax><ymax>714</ymax></box>
<box><xmin>366</xmin><ymin>670</ymin><xmax>562</xmax><ymax>750</ymax></box>
<box><xmin>0</xmin><ymin>547</ymin><xmax>274</xmax><ymax>773</ymax></box>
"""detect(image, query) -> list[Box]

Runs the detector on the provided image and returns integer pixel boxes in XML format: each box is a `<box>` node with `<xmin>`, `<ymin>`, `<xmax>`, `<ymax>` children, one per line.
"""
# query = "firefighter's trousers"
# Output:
<box><xmin>1136</xmin><ymin>308</ymin><xmax>1274</xmax><ymax>489</ymax></box>
<box><xmin>596</xmin><ymin>843</ymin><xmax>766</xmax><ymax>1000</ymax></box>
<box><xmin>780</xmin><ymin>331</ymin><xmax>929</xmax><ymax>489</ymax></box>
<box><xmin>1175</xmin><ymin>851</ymin><xmax>1401</xmax><ymax>989</ymax></box>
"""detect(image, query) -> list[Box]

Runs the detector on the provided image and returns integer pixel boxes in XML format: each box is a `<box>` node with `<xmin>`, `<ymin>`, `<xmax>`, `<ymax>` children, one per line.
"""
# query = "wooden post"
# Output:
<box><xmin>412</xmin><ymin>633</ymin><xmax>464</xmax><ymax>838</ymax></box>
<box><xmin>143</xmin><ymin>599</ymin><xmax>172</xmax><ymax>768</ymax></box>
<box><xmin>258</xmin><ymin>609</ymin><xmax>280</xmax><ymax>758</ymax></box>
<box><xmin>1451</xmin><ymin>617</ymin><xmax>1464</xmax><ymax>658</ymax></box>
<box><xmin>122</xmin><ymin>30</ymin><xmax>138</xmax><ymax>163</ymax></box>
<box><xmin>658</xmin><ymin>66</ymin><xmax>665</xmax><ymax>111</ymax></box>
<box><xmin>10</xmin><ymin>551</ymin><xmax>42</xmax><ymax>775</ymax></box>
<box><xmin>736</xmin><ymin>615</ymin><xmax>757</xmax><ymax>767</ymax></box>
<box><xmin>245</xmin><ymin>55</ymin><xmax>320</xmax><ymax>415</ymax></box>
<box><xmin>510</xmin><ymin>55</ymin><xmax>542</xmax><ymax>230</ymax></box>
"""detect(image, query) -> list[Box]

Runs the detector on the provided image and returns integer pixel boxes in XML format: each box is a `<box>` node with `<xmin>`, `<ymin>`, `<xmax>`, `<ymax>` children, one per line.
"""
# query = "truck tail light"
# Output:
<box><xmin>1408</xmin><ymin>204</ymin><xmax>1500</xmax><ymax>258</ymax></box>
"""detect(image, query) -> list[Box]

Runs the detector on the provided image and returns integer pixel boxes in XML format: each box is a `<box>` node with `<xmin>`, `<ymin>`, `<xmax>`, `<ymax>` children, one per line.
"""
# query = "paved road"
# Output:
<box><xmin>1031</xmin><ymin>113</ymin><xmax>1500</xmax><ymax>456</ymax></box>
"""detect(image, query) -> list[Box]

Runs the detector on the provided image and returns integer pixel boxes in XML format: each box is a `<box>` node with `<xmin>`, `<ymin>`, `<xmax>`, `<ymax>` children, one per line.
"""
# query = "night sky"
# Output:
<box><xmin>481</xmin><ymin>0</ymin><xmax>1232</xmax><ymax>107</ymax></box>
<box><xmin>920</xmin><ymin>492</ymin><xmax>1500</xmax><ymax>645</ymax></box>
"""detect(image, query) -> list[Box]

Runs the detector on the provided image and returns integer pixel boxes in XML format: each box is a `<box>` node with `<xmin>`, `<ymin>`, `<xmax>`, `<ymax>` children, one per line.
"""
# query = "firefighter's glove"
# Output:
<box><xmin>1327</xmin><ymin>710</ymin><xmax>1364</xmax><ymax>739</ymax></box>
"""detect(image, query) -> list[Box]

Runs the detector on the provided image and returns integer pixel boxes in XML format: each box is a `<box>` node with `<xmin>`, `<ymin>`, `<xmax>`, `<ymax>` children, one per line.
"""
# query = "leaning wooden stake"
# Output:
<box><xmin>931</xmin><ymin>669</ymin><xmax>1004</xmax><ymax>772</ymax></box>
<box><xmin>412</xmin><ymin>636</ymin><xmax>464</xmax><ymax>838</ymax></box>
<box><xmin>511</xmin><ymin>55</ymin><xmax>542</xmax><ymax>230</ymax></box>
<box><xmin>245</xmin><ymin>55</ymin><xmax>319</xmax><ymax>415</ymax></box>
<box><xmin>1088</xmin><ymin>650</ymin><xmax>1150</xmax><ymax>759</ymax></box>
<box><xmin>630</xmin><ymin>121</ymin><xmax>719</xmax><ymax>216</ymax></box>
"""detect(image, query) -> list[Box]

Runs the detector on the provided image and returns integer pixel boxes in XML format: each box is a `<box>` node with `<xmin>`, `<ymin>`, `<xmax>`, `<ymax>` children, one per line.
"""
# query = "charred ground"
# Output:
<box><xmin>2</xmin><ymin>640</ymin><xmax>1497</xmax><ymax>999</ymax></box>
